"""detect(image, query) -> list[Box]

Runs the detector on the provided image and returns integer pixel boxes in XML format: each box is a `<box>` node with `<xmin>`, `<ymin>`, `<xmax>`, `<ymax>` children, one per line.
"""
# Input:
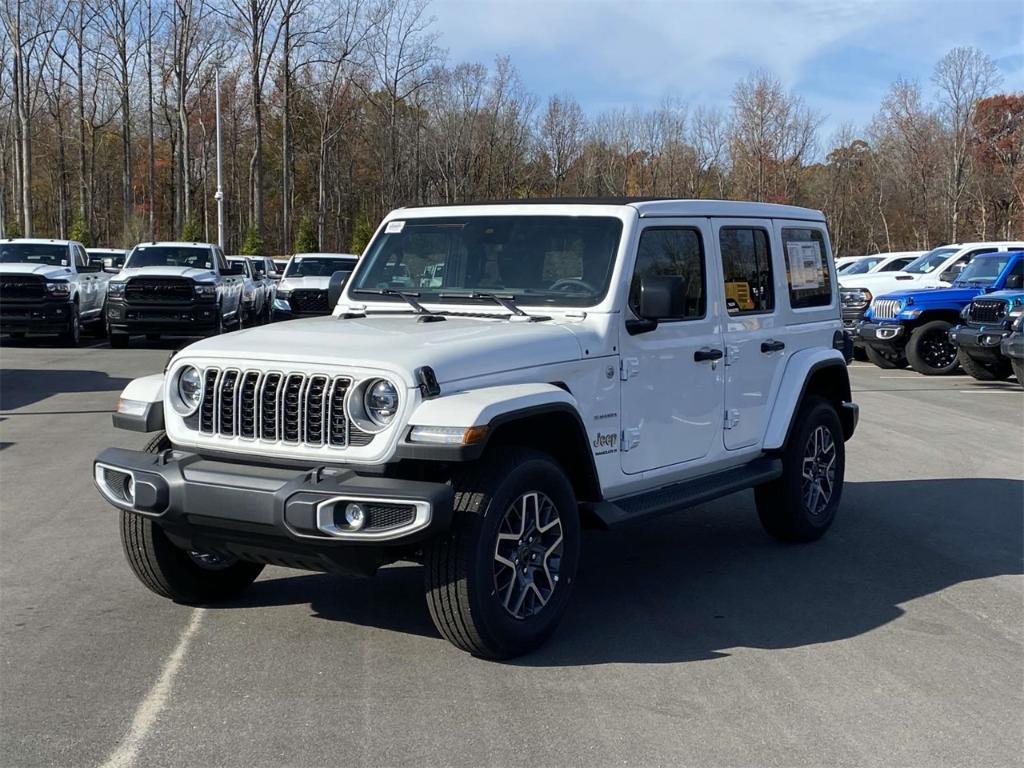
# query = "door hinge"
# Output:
<box><xmin>620</xmin><ymin>357</ymin><xmax>640</xmax><ymax>381</ymax></box>
<box><xmin>724</xmin><ymin>409</ymin><xmax>740</xmax><ymax>430</ymax></box>
<box><xmin>621</xmin><ymin>428</ymin><xmax>641</xmax><ymax>452</ymax></box>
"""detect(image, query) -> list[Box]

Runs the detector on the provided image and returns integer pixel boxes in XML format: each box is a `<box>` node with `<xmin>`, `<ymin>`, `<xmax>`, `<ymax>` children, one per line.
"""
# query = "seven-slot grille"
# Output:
<box><xmin>871</xmin><ymin>298</ymin><xmax>902</xmax><ymax>320</ymax></box>
<box><xmin>967</xmin><ymin>298</ymin><xmax>1008</xmax><ymax>324</ymax></box>
<box><xmin>197</xmin><ymin>367</ymin><xmax>374</xmax><ymax>448</ymax></box>
<box><xmin>0</xmin><ymin>275</ymin><xmax>46</xmax><ymax>301</ymax></box>
<box><xmin>289</xmin><ymin>289</ymin><xmax>330</xmax><ymax>314</ymax></box>
<box><xmin>125</xmin><ymin>277</ymin><xmax>194</xmax><ymax>303</ymax></box>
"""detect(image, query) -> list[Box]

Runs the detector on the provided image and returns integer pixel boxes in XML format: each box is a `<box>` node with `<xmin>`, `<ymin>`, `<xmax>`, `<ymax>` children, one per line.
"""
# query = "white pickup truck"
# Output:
<box><xmin>272</xmin><ymin>253</ymin><xmax>359</xmax><ymax>321</ymax></box>
<box><xmin>94</xmin><ymin>199</ymin><xmax>858</xmax><ymax>659</ymax></box>
<box><xmin>0</xmin><ymin>238</ymin><xmax>111</xmax><ymax>344</ymax></box>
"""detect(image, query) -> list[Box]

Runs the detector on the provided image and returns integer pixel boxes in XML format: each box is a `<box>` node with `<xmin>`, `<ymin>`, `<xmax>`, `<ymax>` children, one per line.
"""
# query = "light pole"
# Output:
<box><xmin>214</xmin><ymin>68</ymin><xmax>225</xmax><ymax>249</ymax></box>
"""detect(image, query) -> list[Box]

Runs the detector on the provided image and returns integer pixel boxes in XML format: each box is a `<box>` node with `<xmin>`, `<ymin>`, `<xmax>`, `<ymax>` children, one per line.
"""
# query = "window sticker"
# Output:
<box><xmin>385</xmin><ymin>220</ymin><xmax>405</xmax><ymax>234</ymax></box>
<box><xmin>787</xmin><ymin>241</ymin><xmax>824</xmax><ymax>291</ymax></box>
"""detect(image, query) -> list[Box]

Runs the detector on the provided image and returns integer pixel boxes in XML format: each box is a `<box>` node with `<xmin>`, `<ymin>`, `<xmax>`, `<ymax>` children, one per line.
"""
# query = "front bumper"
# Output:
<box><xmin>106</xmin><ymin>300</ymin><xmax>220</xmax><ymax>335</ymax></box>
<box><xmin>93</xmin><ymin>446</ymin><xmax>453</xmax><ymax>573</ymax></box>
<box><xmin>1001</xmin><ymin>332</ymin><xmax>1024</xmax><ymax>362</ymax></box>
<box><xmin>0</xmin><ymin>301</ymin><xmax>74</xmax><ymax>334</ymax></box>
<box><xmin>857</xmin><ymin>321</ymin><xmax>905</xmax><ymax>348</ymax></box>
<box><xmin>949</xmin><ymin>324</ymin><xmax>1011</xmax><ymax>361</ymax></box>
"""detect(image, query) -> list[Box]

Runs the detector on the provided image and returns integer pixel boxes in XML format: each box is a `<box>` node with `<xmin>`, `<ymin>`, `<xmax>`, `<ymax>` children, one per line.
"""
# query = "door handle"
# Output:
<box><xmin>694</xmin><ymin>347</ymin><xmax>724</xmax><ymax>362</ymax></box>
<box><xmin>761</xmin><ymin>340</ymin><xmax>785</xmax><ymax>353</ymax></box>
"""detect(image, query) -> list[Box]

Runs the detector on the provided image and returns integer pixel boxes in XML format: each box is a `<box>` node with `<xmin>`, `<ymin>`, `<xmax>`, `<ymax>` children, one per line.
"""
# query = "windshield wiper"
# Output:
<box><xmin>438</xmin><ymin>291</ymin><xmax>532</xmax><ymax>318</ymax></box>
<box><xmin>351</xmin><ymin>288</ymin><xmax>435</xmax><ymax>315</ymax></box>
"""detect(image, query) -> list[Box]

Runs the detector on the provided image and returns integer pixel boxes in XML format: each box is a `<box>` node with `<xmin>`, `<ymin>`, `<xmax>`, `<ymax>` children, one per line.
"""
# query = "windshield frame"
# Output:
<box><xmin>346</xmin><ymin>213</ymin><xmax>626</xmax><ymax>310</ymax></box>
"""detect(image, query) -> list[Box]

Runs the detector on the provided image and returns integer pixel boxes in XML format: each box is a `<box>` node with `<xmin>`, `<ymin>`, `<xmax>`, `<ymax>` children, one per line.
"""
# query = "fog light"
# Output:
<box><xmin>125</xmin><ymin>475</ymin><xmax>135</xmax><ymax>505</ymax></box>
<box><xmin>344</xmin><ymin>503</ymin><xmax>366</xmax><ymax>530</ymax></box>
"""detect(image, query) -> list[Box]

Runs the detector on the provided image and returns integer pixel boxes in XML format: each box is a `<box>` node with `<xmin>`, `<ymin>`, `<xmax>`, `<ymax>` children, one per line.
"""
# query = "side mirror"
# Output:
<box><xmin>940</xmin><ymin>265</ymin><xmax>964</xmax><ymax>282</ymax></box>
<box><xmin>638</xmin><ymin>274</ymin><xmax>686</xmax><ymax>319</ymax></box>
<box><xmin>327</xmin><ymin>270</ymin><xmax>349</xmax><ymax>309</ymax></box>
<box><xmin>1004</xmin><ymin>273</ymin><xmax>1023</xmax><ymax>290</ymax></box>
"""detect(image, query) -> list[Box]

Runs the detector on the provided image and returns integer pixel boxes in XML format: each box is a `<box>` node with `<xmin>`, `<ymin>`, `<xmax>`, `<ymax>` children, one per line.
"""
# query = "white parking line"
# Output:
<box><xmin>100</xmin><ymin>608</ymin><xmax>204</xmax><ymax>768</ymax></box>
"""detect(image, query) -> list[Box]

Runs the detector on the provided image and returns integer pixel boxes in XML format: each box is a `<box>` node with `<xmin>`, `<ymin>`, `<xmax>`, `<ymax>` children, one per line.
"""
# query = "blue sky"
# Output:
<box><xmin>430</xmin><ymin>0</ymin><xmax>1024</xmax><ymax>140</ymax></box>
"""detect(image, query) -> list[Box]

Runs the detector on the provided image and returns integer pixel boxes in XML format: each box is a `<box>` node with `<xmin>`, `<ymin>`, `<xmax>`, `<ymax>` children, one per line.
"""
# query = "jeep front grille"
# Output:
<box><xmin>288</xmin><ymin>289</ymin><xmax>330</xmax><ymax>314</ymax></box>
<box><xmin>967</xmin><ymin>299</ymin><xmax>1007</xmax><ymax>324</ymax></box>
<box><xmin>0</xmin><ymin>274</ymin><xmax>46</xmax><ymax>301</ymax></box>
<box><xmin>197</xmin><ymin>367</ymin><xmax>373</xmax><ymax>448</ymax></box>
<box><xmin>872</xmin><ymin>298</ymin><xmax>901</xmax><ymax>320</ymax></box>
<box><xmin>125</xmin><ymin>277</ymin><xmax>194</xmax><ymax>303</ymax></box>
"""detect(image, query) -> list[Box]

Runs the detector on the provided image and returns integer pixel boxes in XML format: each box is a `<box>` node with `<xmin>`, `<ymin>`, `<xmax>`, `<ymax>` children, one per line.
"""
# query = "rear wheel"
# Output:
<box><xmin>424</xmin><ymin>448</ymin><xmax>580</xmax><ymax>659</ymax></box>
<box><xmin>755</xmin><ymin>396</ymin><xmax>845</xmax><ymax>542</ymax></box>
<box><xmin>1012</xmin><ymin>359</ymin><xmax>1024</xmax><ymax>389</ymax></box>
<box><xmin>864</xmin><ymin>344</ymin><xmax>907</xmax><ymax>369</ymax></box>
<box><xmin>906</xmin><ymin>320</ymin><xmax>959</xmax><ymax>375</ymax></box>
<box><xmin>119</xmin><ymin>433</ymin><xmax>264</xmax><ymax>603</ymax></box>
<box><xmin>109</xmin><ymin>331</ymin><xmax>130</xmax><ymax>348</ymax></box>
<box><xmin>957</xmin><ymin>349</ymin><xmax>1011</xmax><ymax>381</ymax></box>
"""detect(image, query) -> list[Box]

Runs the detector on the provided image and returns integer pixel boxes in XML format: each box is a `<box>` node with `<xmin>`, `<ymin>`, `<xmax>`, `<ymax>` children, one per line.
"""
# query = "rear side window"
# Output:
<box><xmin>629</xmin><ymin>228</ymin><xmax>705</xmax><ymax>320</ymax></box>
<box><xmin>782</xmin><ymin>228</ymin><xmax>832</xmax><ymax>309</ymax></box>
<box><xmin>719</xmin><ymin>228</ymin><xmax>773</xmax><ymax>315</ymax></box>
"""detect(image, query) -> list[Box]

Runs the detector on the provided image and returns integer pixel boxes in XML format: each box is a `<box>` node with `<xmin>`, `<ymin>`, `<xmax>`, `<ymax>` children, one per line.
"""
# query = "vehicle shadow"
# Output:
<box><xmin>229</xmin><ymin>477</ymin><xmax>1023</xmax><ymax>664</ymax></box>
<box><xmin>0</xmin><ymin>369</ymin><xmax>132</xmax><ymax>411</ymax></box>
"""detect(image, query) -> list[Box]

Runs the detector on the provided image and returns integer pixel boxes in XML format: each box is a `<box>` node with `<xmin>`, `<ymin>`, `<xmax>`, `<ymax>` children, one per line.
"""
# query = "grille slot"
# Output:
<box><xmin>125</xmin><ymin>277</ymin><xmax>194</xmax><ymax>303</ymax></box>
<box><xmin>967</xmin><ymin>299</ymin><xmax>1008</xmax><ymax>324</ymax></box>
<box><xmin>872</xmin><ymin>298</ymin><xmax>901</xmax><ymax>320</ymax></box>
<box><xmin>289</xmin><ymin>289</ymin><xmax>330</xmax><ymax>314</ymax></box>
<box><xmin>0</xmin><ymin>275</ymin><xmax>46</xmax><ymax>301</ymax></box>
<box><xmin>194</xmin><ymin>367</ymin><xmax>368</xmax><ymax>450</ymax></box>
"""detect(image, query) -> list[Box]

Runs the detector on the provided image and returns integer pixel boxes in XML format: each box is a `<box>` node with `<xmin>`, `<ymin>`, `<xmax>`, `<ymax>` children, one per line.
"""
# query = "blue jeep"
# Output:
<box><xmin>950</xmin><ymin>289</ymin><xmax>1024</xmax><ymax>381</ymax></box>
<box><xmin>858</xmin><ymin>251</ymin><xmax>1024</xmax><ymax>375</ymax></box>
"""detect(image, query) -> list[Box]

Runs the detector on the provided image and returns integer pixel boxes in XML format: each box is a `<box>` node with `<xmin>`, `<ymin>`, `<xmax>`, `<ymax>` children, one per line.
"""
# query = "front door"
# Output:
<box><xmin>715</xmin><ymin>219</ymin><xmax>785</xmax><ymax>450</ymax></box>
<box><xmin>619</xmin><ymin>219</ymin><xmax>724</xmax><ymax>475</ymax></box>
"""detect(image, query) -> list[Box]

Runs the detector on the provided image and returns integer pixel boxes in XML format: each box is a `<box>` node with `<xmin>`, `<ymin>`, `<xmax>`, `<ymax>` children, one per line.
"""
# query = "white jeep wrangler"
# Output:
<box><xmin>94</xmin><ymin>200</ymin><xmax>858</xmax><ymax>659</ymax></box>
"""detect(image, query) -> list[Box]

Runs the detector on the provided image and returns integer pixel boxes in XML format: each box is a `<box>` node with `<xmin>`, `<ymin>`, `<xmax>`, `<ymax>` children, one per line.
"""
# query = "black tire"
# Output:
<box><xmin>145</xmin><ymin>333</ymin><xmax>160</xmax><ymax>342</ymax></box>
<box><xmin>1012</xmin><ymin>359</ymin><xmax>1024</xmax><ymax>390</ymax></box>
<box><xmin>60</xmin><ymin>306</ymin><xmax>81</xmax><ymax>346</ymax></box>
<box><xmin>109</xmin><ymin>331</ymin><xmax>129</xmax><ymax>348</ymax></box>
<box><xmin>906</xmin><ymin>320</ymin><xmax>959</xmax><ymax>375</ymax></box>
<box><xmin>852</xmin><ymin>346</ymin><xmax>868</xmax><ymax>362</ymax></box>
<box><xmin>212</xmin><ymin>310</ymin><xmax>225</xmax><ymax>335</ymax></box>
<box><xmin>424</xmin><ymin>448</ymin><xmax>581</xmax><ymax>659</ymax></box>
<box><xmin>864</xmin><ymin>344</ymin><xmax>907</xmax><ymax>369</ymax></box>
<box><xmin>9</xmin><ymin>332</ymin><xmax>25</xmax><ymax>340</ymax></box>
<box><xmin>119</xmin><ymin>432</ymin><xmax>264</xmax><ymax>603</ymax></box>
<box><xmin>755</xmin><ymin>396</ymin><xmax>845</xmax><ymax>543</ymax></box>
<box><xmin>956</xmin><ymin>349</ymin><xmax>1011</xmax><ymax>381</ymax></box>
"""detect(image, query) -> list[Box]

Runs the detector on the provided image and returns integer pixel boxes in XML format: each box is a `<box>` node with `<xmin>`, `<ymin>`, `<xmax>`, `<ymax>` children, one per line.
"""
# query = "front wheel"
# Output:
<box><xmin>755</xmin><ymin>396</ymin><xmax>846</xmax><ymax>542</ymax></box>
<box><xmin>109</xmin><ymin>331</ymin><xmax>130</xmax><ymax>348</ymax></box>
<box><xmin>60</xmin><ymin>309</ymin><xmax>81</xmax><ymax>346</ymax></box>
<box><xmin>956</xmin><ymin>349</ymin><xmax>1011</xmax><ymax>381</ymax></box>
<box><xmin>119</xmin><ymin>432</ymin><xmax>264</xmax><ymax>603</ymax></box>
<box><xmin>1012</xmin><ymin>359</ymin><xmax>1024</xmax><ymax>390</ymax></box>
<box><xmin>424</xmin><ymin>448</ymin><xmax>580</xmax><ymax>659</ymax></box>
<box><xmin>906</xmin><ymin>320</ymin><xmax>959</xmax><ymax>375</ymax></box>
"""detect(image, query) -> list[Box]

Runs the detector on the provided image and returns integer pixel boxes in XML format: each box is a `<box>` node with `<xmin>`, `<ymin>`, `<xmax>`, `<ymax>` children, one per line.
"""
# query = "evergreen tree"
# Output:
<box><xmin>293</xmin><ymin>215</ymin><xmax>318</xmax><ymax>253</ymax></box>
<box><xmin>240</xmin><ymin>225</ymin><xmax>265</xmax><ymax>255</ymax></box>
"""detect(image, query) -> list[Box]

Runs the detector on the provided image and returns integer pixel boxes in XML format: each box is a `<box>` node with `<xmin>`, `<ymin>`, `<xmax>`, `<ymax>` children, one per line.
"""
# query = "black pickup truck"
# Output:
<box><xmin>105</xmin><ymin>242</ymin><xmax>245</xmax><ymax>347</ymax></box>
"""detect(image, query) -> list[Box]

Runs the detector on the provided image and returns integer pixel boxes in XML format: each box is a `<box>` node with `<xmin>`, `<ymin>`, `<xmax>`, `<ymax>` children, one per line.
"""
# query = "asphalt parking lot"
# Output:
<box><xmin>1</xmin><ymin>339</ymin><xmax>1022</xmax><ymax>768</ymax></box>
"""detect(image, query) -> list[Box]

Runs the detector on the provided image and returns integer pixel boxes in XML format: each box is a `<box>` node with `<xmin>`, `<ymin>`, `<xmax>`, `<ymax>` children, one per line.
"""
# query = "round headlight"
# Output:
<box><xmin>363</xmin><ymin>379</ymin><xmax>399</xmax><ymax>426</ymax></box>
<box><xmin>173</xmin><ymin>366</ymin><xmax>203</xmax><ymax>415</ymax></box>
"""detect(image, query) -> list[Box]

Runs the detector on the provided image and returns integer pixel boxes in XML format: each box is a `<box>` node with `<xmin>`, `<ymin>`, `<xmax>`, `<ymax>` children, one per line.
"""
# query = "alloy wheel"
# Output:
<box><xmin>493</xmin><ymin>492</ymin><xmax>564</xmax><ymax>620</ymax></box>
<box><xmin>919</xmin><ymin>329</ymin><xmax>957</xmax><ymax>369</ymax></box>
<box><xmin>801</xmin><ymin>425</ymin><xmax>836</xmax><ymax>516</ymax></box>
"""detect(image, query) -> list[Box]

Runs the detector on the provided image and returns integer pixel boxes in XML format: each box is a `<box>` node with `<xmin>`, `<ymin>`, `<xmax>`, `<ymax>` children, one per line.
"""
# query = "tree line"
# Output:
<box><xmin>1</xmin><ymin>0</ymin><xmax>1021</xmax><ymax>257</ymax></box>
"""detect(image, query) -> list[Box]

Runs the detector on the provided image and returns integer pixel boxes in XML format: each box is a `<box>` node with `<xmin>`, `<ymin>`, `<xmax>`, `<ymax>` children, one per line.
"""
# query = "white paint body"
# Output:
<box><xmin>133</xmin><ymin>201</ymin><xmax>845</xmax><ymax>502</ymax></box>
<box><xmin>0</xmin><ymin>238</ymin><xmax>110</xmax><ymax>318</ymax></box>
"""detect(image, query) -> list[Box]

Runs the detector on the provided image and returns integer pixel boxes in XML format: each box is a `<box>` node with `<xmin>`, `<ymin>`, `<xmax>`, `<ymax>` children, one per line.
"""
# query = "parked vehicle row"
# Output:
<box><xmin>1</xmin><ymin>239</ymin><xmax>356</xmax><ymax>347</ymax></box>
<box><xmin>840</xmin><ymin>242</ymin><xmax>1024</xmax><ymax>387</ymax></box>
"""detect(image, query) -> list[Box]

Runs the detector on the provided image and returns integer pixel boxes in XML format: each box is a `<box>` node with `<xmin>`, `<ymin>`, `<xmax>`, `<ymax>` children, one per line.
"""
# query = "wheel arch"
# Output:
<box><xmin>906</xmin><ymin>308</ymin><xmax>962</xmax><ymax>329</ymax></box>
<box><xmin>763</xmin><ymin>350</ymin><xmax>857</xmax><ymax>450</ymax></box>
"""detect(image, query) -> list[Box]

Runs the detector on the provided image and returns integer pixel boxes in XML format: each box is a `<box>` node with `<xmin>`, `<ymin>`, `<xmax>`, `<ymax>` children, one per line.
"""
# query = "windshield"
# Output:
<box><xmin>842</xmin><ymin>257</ymin><xmax>884</xmax><ymax>275</ymax></box>
<box><xmin>127</xmin><ymin>246</ymin><xmax>213</xmax><ymax>270</ymax></box>
<box><xmin>903</xmin><ymin>247</ymin><xmax>959</xmax><ymax>274</ymax></box>
<box><xmin>285</xmin><ymin>256</ymin><xmax>357</xmax><ymax>278</ymax></box>
<box><xmin>955</xmin><ymin>255</ymin><xmax>1010</xmax><ymax>284</ymax></box>
<box><xmin>0</xmin><ymin>243</ymin><xmax>70</xmax><ymax>266</ymax></box>
<box><xmin>350</xmin><ymin>215</ymin><xmax>623</xmax><ymax>308</ymax></box>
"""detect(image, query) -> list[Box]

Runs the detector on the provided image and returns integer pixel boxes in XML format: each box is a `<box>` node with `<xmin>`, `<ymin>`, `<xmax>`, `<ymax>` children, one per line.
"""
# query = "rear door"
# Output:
<box><xmin>714</xmin><ymin>219</ymin><xmax>786</xmax><ymax>451</ymax></box>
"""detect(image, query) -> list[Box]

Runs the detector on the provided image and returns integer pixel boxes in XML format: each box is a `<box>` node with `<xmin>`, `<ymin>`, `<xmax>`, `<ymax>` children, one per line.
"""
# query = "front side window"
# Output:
<box><xmin>782</xmin><ymin>227</ymin><xmax>833</xmax><ymax>309</ymax></box>
<box><xmin>628</xmin><ymin>227</ymin><xmax>705</xmax><ymax>320</ymax></box>
<box><xmin>0</xmin><ymin>243</ymin><xmax>71</xmax><ymax>266</ymax></box>
<box><xmin>878</xmin><ymin>257</ymin><xmax>914</xmax><ymax>272</ymax></box>
<box><xmin>350</xmin><ymin>216</ymin><xmax>623</xmax><ymax>308</ymax></box>
<box><xmin>286</xmin><ymin>257</ymin><xmax>358</xmax><ymax>278</ymax></box>
<box><xmin>126</xmin><ymin>246</ymin><xmax>214</xmax><ymax>270</ymax></box>
<box><xmin>720</xmin><ymin>228</ymin><xmax>774</xmax><ymax>315</ymax></box>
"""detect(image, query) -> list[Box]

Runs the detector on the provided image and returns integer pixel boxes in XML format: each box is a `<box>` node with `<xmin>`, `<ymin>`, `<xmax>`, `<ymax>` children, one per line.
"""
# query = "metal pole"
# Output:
<box><xmin>214</xmin><ymin>68</ymin><xmax>225</xmax><ymax>249</ymax></box>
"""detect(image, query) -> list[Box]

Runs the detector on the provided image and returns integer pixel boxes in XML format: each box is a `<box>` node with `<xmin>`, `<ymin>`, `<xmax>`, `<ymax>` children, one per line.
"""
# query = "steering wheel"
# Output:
<box><xmin>549</xmin><ymin>278</ymin><xmax>597</xmax><ymax>294</ymax></box>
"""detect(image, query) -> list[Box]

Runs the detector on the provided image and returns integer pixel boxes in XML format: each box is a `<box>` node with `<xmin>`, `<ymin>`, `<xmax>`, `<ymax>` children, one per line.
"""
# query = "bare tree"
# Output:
<box><xmin>540</xmin><ymin>94</ymin><xmax>585</xmax><ymax>196</ymax></box>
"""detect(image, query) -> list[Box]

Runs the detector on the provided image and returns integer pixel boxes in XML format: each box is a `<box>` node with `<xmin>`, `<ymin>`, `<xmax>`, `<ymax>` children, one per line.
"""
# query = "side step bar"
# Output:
<box><xmin>584</xmin><ymin>456</ymin><xmax>783</xmax><ymax>529</ymax></box>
